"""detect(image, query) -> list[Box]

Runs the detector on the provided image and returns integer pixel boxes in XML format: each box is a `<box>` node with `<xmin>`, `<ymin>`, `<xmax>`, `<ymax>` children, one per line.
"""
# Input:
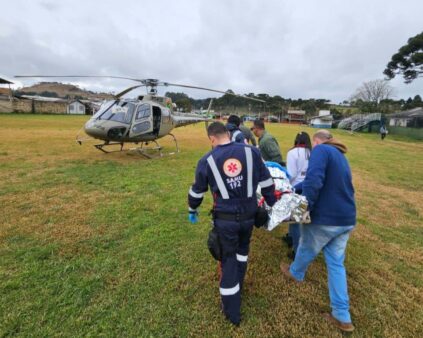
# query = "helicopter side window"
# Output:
<box><xmin>136</xmin><ymin>104</ymin><xmax>151</xmax><ymax>120</ymax></box>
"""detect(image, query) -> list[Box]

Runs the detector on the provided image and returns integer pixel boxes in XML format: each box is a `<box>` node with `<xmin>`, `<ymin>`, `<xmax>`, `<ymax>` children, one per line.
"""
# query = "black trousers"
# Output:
<box><xmin>214</xmin><ymin>218</ymin><xmax>254</xmax><ymax>324</ymax></box>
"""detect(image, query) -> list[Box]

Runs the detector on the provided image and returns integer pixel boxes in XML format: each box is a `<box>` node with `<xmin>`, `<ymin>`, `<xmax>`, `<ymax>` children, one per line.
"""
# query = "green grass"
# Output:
<box><xmin>0</xmin><ymin>114</ymin><xmax>422</xmax><ymax>337</ymax></box>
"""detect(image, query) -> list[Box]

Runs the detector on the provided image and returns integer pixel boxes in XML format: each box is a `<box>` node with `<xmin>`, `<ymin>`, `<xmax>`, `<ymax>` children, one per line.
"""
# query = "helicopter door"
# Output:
<box><xmin>152</xmin><ymin>106</ymin><xmax>161</xmax><ymax>136</ymax></box>
<box><xmin>130</xmin><ymin>103</ymin><xmax>153</xmax><ymax>136</ymax></box>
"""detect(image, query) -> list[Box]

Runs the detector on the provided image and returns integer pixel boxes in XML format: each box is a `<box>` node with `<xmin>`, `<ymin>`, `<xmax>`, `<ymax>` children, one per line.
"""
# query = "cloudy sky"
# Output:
<box><xmin>1</xmin><ymin>0</ymin><xmax>422</xmax><ymax>102</ymax></box>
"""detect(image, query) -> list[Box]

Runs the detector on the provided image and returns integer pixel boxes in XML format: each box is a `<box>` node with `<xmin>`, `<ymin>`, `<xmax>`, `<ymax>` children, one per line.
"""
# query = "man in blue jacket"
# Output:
<box><xmin>188</xmin><ymin>122</ymin><xmax>276</xmax><ymax>326</ymax></box>
<box><xmin>226</xmin><ymin>115</ymin><xmax>247</xmax><ymax>144</ymax></box>
<box><xmin>280</xmin><ymin>129</ymin><xmax>356</xmax><ymax>333</ymax></box>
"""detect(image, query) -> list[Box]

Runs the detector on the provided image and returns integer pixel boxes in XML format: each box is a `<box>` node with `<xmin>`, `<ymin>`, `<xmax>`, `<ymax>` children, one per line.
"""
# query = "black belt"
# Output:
<box><xmin>213</xmin><ymin>211</ymin><xmax>255</xmax><ymax>222</ymax></box>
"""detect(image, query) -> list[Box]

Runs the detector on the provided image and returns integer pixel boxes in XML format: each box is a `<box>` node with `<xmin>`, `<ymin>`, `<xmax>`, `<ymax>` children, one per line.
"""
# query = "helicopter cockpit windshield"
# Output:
<box><xmin>94</xmin><ymin>101</ymin><xmax>135</xmax><ymax>124</ymax></box>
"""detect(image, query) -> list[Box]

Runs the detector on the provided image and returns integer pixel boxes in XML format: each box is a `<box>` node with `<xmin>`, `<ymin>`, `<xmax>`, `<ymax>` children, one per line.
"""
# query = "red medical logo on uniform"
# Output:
<box><xmin>223</xmin><ymin>158</ymin><xmax>242</xmax><ymax>177</ymax></box>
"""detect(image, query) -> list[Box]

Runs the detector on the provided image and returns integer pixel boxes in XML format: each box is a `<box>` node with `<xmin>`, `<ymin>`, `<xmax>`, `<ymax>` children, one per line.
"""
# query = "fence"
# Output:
<box><xmin>0</xmin><ymin>98</ymin><xmax>67</xmax><ymax>114</ymax></box>
<box><xmin>387</xmin><ymin>126</ymin><xmax>423</xmax><ymax>140</ymax></box>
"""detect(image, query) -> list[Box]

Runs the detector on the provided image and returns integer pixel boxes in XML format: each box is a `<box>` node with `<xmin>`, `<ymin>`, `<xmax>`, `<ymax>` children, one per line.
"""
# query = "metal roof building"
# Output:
<box><xmin>388</xmin><ymin>107</ymin><xmax>423</xmax><ymax>128</ymax></box>
<box><xmin>0</xmin><ymin>77</ymin><xmax>13</xmax><ymax>99</ymax></box>
<box><xmin>0</xmin><ymin>77</ymin><xmax>13</xmax><ymax>84</ymax></box>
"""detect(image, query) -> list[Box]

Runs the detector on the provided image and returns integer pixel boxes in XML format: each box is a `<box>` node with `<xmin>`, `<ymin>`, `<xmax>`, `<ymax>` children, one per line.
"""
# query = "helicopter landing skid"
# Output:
<box><xmin>132</xmin><ymin>140</ymin><xmax>163</xmax><ymax>159</ymax></box>
<box><xmin>132</xmin><ymin>134</ymin><xmax>180</xmax><ymax>159</ymax></box>
<box><xmin>168</xmin><ymin>133</ymin><xmax>180</xmax><ymax>154</ymax></box>
<box><xmin>94</xmin><ymin>142</ymin><xmax>124</xmax><ymax>153</ymax></box>
<box><xmin>93</xmin><ymin>134</ymin><xmax>180</xmax><ymax>158</ymax></box>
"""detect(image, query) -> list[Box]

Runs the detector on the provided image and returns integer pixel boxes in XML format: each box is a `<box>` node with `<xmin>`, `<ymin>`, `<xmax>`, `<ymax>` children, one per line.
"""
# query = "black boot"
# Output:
<box><xmin>287</xmin><ymin>250</ymin><xmax>296</xmax><ymax>260</ymax></box>
<box><xmin>220</xmin><ymin>302</ymin><xmax>240</xmax><ymax>326</ymax></box>
<box><xmin>282</xmin><ymin>234</ymin><xmax>293</xmax><ymax>248</ymax></box>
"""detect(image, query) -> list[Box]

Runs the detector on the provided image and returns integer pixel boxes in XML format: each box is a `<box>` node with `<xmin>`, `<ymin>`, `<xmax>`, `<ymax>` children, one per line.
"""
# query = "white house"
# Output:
<box><xmin>309</xmin><ymin>110</ymin><xmax>333</xmax><ymax>128</ymax></box>
<box><xmin>388</xmin><ymin>108</ymin><xmax>423</xmax><ymax>128</ymax></box>
<box><xmin>67</xmin><ymin>100</ymin><xmax>86</xmax><ymax>115</ymax></box>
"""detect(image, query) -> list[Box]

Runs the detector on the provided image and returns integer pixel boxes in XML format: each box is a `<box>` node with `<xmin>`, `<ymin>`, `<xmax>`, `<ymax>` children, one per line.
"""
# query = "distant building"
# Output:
<box><xmin>388</xmin><ymin>107</ymin><xmax>423</xmax><ymax>128</ymax></box>
<box><xmin>0</xmin><ymin>77</ymin><xmax>12</xmax><ymax>83</ymax></box>
<box><xmin>309</xmin><ymin>110</ymin><xmax>333</xmax><ymax>128</ymax></box>
<box><xmin>67</xmin><ymin>100</ymin><xmax>86</xmax><ymax>115</ymax></box>
<box><xmin>287</xmin><ymin>110</ymin><xmax>306</xmax><ymax>124</ymax></box>
<box><xmin>5</xmin><ymin>97</ymin><xmax>68</xmax><ymax>114</ymax></box>
<box><xmin>0</xmin><ymin>76</ymin><xmax>13</xmax><ymax>99</ymax></box>
<box><xmin>0</xmin><ymin>88</ymin><xmax>10</xmax><ymax>97</ymax></box>
<box><xmin>318</xmin><ymin>110</ymin><xmax>331</xmax><ymax>116</ymax></box>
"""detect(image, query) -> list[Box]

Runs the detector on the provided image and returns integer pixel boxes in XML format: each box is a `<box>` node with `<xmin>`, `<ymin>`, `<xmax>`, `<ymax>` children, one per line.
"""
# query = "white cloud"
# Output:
<box><xmin>1</xmin><ymin>0</ymin><xmax>422</xmax><ymax>101</ymax></box>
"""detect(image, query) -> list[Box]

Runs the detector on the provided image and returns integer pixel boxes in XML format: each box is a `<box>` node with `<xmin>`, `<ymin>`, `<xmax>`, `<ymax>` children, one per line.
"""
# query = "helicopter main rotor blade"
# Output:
<box><xmin>163</xmin><ymin>82</ymin><xmax>266</xmax><ymax>103</ymax></box>
<box><xmin>14</xmin><ymin>75</ymin><xmax>146</xmax><ymax>83</ymax></box>
<box><xmin>14</xmin><ymin>75</ymin><xmax>267</xmax><ymax>102</ymax></box>
<box><xmin>115</xmin><ymin>85</ymin><xmax>144</xmax><ymax>98</ymax></box>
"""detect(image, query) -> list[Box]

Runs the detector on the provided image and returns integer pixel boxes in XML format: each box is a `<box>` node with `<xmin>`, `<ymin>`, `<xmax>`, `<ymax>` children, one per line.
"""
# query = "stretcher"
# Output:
<box><xmin>257</xmin><ymin>163</ymin><xmax>310</xmax><ymax>231</ymax></box>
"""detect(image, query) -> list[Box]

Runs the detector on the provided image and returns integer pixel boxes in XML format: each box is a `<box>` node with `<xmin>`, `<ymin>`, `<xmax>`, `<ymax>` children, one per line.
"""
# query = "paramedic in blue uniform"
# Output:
<box><xmin>187</xmin><ymin>122</ymin><xmax>277</xmax><ymax>326</ymax></box>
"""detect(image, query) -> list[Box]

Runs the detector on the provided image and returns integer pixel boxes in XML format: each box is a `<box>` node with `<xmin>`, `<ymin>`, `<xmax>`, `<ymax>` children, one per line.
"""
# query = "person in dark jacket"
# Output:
<box><xmin>239</xmin><ymin>120</ymin><xmax>257</xmax><ymax>146</ymax></box>
<box><xmin>251</xmin><ymin>119</ymin><xmax>284</xmax><ymax>165</ymax></box>
<box><xmin>380</xmin><ymin>125</ymin><xmax>388</xmax><ymax>140</ymax></box>
<box><xmin>280</xmin><ymin>129</ymin><xmax>356</xmax><ymax>333</ymax></box>
<box><xmin>226</xmin><ymin>115</ymin><xmax>246</xmax><ymax>144</ymax></box>
<box><xmin>188</xmin><ymin>122</ymin><xmax>276</xmax><ymax>326</ymax></box>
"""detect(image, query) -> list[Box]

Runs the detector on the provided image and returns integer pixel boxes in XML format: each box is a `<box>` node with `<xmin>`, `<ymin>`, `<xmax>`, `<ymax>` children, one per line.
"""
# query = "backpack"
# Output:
<box><xmin>231</xmin><ymin>130</ymin><xmax>242</xmax><ymax>142</ymax></box>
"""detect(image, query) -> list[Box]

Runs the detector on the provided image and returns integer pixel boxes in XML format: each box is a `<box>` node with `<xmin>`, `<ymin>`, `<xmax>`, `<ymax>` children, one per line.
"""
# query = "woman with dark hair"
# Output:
<box><xmin>284</xmin><ymin>132</ymin><xmax>312</xmax><ymax>259</ymax></box>
<box><xmin>287</xmin><ymin>132</ymin><xmax>312</xmax><ymax>185</ymax></box>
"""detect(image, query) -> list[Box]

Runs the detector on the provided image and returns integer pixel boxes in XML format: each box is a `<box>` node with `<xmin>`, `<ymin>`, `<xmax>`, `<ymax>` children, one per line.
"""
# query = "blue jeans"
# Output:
<box><xmin>289</xmin><ymin>224</ymin><xmax>355</xmax><ymax>323</ymax></box>
<box><xmin>288</xmin><ymin>223</ymin><xmax>300</xmax><ymax>253</ymax></box>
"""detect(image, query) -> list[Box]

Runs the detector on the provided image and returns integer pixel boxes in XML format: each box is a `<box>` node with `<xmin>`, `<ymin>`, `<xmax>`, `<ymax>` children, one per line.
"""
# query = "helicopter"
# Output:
<box><xmin>15</xmin><ymin>76</ymin><xmax>265</xmax><ymax>158</ymax></box>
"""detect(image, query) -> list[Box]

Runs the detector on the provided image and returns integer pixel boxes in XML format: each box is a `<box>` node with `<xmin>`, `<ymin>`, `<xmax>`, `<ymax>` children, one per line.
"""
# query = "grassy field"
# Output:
<box><xmin>0</xmin><ymin>114</ymin><xmax>422</xmax><ymax>337</ymax></box>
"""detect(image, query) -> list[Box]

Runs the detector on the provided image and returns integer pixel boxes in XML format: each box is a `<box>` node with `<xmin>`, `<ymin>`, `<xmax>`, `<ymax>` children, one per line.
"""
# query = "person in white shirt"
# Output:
<box><xmin>284</xmin><ymin>132</ymin><xmax>312</xmax><ymax>259</ymax></box>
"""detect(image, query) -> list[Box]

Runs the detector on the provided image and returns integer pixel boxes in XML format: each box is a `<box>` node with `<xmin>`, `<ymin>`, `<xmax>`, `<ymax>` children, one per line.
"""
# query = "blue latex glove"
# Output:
<box><xmin>188</xmin><ymin>211</ymin><xmax>199</xmax><ymax>224</ymax></box>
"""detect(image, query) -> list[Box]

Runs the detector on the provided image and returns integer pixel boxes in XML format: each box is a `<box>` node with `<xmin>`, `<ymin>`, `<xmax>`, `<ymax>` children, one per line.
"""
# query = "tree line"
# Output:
<box><xmin>165</xmin><ymin>91</ymin><xmax>333</xmax><ymax>116</ymax></box>
<box><xmin>165</xmin><ymin>88</ymin><xmax>422</xmax><ymax>117</ymax></box>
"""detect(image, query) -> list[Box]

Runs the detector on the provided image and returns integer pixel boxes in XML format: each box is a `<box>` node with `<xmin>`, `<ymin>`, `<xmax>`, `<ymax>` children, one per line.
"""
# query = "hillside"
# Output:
<box><xmin>17</xmin><ymin>82</ymin><xmax>114</xmax><ymax>100</ymax></box>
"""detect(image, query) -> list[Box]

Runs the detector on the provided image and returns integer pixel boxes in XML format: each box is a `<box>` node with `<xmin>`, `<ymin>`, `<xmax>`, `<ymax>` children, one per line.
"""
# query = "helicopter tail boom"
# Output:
<box><xmin>172</xmin><ymin>113</ymin><xmax>210</xmax><ymax>128</ymax></box>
